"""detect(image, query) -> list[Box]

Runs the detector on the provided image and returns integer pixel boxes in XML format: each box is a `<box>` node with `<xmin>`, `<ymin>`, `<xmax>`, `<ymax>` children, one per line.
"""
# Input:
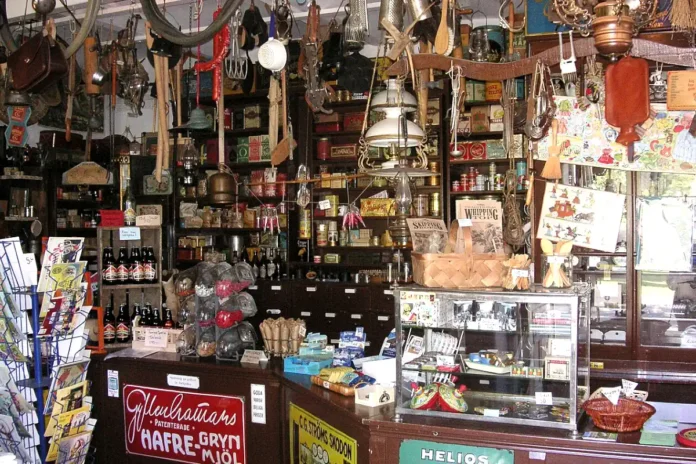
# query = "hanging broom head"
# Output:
<box><xmin>541</xmin><ymin>119</ymin><xmax>562</xmax><ymax>180</ymax></box>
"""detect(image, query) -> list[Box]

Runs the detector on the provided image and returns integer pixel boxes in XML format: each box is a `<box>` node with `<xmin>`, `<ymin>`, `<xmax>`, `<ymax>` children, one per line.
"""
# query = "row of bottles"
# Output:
<box><xmin>103</xmin><ymin>293</ymin><xmax>174</xmax><ymax>344</ymax></box>
<box><xmin>237</xmin><ymin>247</ymin><xmax>285</xmax><ymax>280</ymax></box>
<box><xmin>102</xmin><ymin>246</ymin><xmax>158</xmax><ymax>285</ymax></box>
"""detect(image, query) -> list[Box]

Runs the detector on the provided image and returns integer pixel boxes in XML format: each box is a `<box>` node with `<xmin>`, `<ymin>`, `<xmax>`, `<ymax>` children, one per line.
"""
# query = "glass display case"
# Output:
<box><xmin>394</xmin><ymin>285</ymin><xmax>590</xmax><ymax>434</ymax></box>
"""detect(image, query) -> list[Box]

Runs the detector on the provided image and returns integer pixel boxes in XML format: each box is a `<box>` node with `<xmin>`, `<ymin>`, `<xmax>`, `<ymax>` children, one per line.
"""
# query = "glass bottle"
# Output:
<box><xmin>144</xmin><ymin>246</ymin><xmax>157</xmax><ymax>283</ymax></box>
<box><xmin>131</xmin><ymin>303</ymin><xmax>142</xmax><ymax>327</ymax></box>
<box><xmin>130</xmin><ymin>247</ymin><xmax>144</xmax><ymax>283</ymax></box>
<box><xmin>116</xmin><ymin>302</ymin><xmax>131</xmax><ymax>343</ymax></box>
<box><xmin>163</xmin><ymin>306</ymin><xmax>174</xmax><ymax>329</ymax></box>
<box><xmin>259</xmin><ymin>250</ymin><xmax>269</xmax><ymax>279</ymax></box>
<box><xmin>152</xmin><ymin>308</ymin><xmax>163</xmax><ymax>327</ymax></box>
<box><xmin>123</xmin><ymin>179</ymin><xmax>136</xmax><ymax>226</ymax></box>
<box><xmin>251</xmin><ymin>250</ymin><xmax>260</xmax><ymax>279</ymax></box>
<box><xmin>103</xmin><ymin>300</ymin><xmax>116</xmax><ymax>344</ymax></box>
<box><xmin>117</xmin><ymin>247</ymin><xmax>130</xmax><ymax>284</ymax></box>
<box><xmin>273</xmin><ymin>250</ymin><xmax>283</xmax><ymax>280</ymax></box>
<box><xmin>102</xmin><ymin>247</ymin><xmax>117</xmax><ymax>285</ymax></box>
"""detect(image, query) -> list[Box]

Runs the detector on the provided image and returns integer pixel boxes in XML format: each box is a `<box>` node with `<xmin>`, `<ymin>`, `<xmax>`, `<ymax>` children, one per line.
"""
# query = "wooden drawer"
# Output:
<box><xmin>368</xmin><ymin>313</ymin><xmax>394</xmax><ymax>355</ymax></box>
<box><xmin>343</xmin><ymin>310</ymin><xmax>369</xmax><ymax>332</ymax></box>
<box><xmin>371</xmin><ymin>286</ymin><xmax>395</xmax><ymax>314</ymax></box>
<box><xmin>329</xmin><ymin>285</ymin><xmax>371</xmax><ymax>312</ymax></box>
<box><xmin>291</xmin><ymin>282</ymin><xmax>328</xmax><ymax>319</ymax></box>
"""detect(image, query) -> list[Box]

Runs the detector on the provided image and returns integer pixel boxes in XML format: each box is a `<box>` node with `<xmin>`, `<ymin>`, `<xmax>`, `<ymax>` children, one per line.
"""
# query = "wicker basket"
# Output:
<box><xmin>582</xmin><ymin>397</ymin><xmax>656</xmax><ymax>432</ymax></box>
<box><xmin>412</xmin><ymin>222</ymin><xmax>507</xmax><ymax>289</ymax></box>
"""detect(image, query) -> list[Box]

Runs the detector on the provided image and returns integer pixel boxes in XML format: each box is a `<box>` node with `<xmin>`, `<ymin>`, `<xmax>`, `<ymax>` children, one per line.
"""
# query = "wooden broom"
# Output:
<box><xmin>541</xmin><ymin>119</ymin><xmax>562</xmax><ymax>180</ymax></box>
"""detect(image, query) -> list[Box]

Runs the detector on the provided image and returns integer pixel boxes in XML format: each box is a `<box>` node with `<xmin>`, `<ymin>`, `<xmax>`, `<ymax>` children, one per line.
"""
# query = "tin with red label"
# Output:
<box><xmin>277</xmin><ymin>173</ymin><xmax>287</xmax><ymax>197</ymax></box>
<box><xmin>452</xmin><ymin>180</ymin><xmax>460</xmax><ymax>192</ymax></box>
<box><xmin>224</xmin><ymin>108</ymin><xmax>232</xmax><ymax>130</ymax></box>
<box><xmin>469</xmin><ymin>142</ymin><xmax>486</xmax><ymax>159</ymax></box>
<box><xmin>317</xmin><ymin>137</ymin><xmax>331</xmax><ymax>160</ymax></box>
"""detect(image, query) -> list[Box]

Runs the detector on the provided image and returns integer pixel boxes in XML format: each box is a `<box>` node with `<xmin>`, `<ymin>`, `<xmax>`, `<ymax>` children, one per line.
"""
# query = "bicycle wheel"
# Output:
<box><xmin>0</xmin><ymin>0</ymin><xmax>100</xmax><ymax>58</ymax></box>
<box><xmin>140</xmin><ymin>0</ymin><xmax>242</xmax><ymax>47</ymax></box>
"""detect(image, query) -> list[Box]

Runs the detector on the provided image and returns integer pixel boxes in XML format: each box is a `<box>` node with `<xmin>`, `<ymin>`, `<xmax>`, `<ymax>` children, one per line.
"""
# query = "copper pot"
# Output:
<box><xmin>208</xmin><ymin>169</ymin><xmax>237</xmax><ymax>204</ymax></box>
<box><xmin>592</xmin><ymin>1</ymin><xmax>634</xmax><ymax>59</ymax></box>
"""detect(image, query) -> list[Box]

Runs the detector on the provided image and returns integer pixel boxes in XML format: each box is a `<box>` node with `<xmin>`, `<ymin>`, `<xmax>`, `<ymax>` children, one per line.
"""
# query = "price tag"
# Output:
<box><xmin>483</xmin><ymin>409</ymin><xmax>500</xmax><ymax>417</ymax></box>
<box><xmin>512</xmin><ymin>269</ymin><xmax>529</xmax><ymax>278</ymax></box>
<box><xmin>325</xmin><ymin>345</ymin><xmax>335</xmax><ymax>352</ymax></box>
<box><xmin>107</xmin><ymin>370</ymin><xmax>119</xmax><ymax>398</ymax></box>
<box><xmin>250</xmin><ymin>384</ymin><xmax>266</xmax><ymax>424</ymax></box>
<box><xmin>299</xmin><ymin>325</ymin><xmax>307</xmax><ymax>337</ymax></box>
<box><xmin>621</xmin><ymin>379</ymin><xmax>638</xmax><ymax>396</ymax></box>
<box><xmin>603</xmin><ymin>386</ymin><xmax>621</xmax><ymax>406</ymax></box>
<box><xmin>119</xmin><ymin>227</ymin><xmax>141</xmax><ymax>240</ymax></box>
<box><xmin>306</xmin><ymin>287</ymin><xmax>317</xmax><ymax>292</ymax></box>
<box><xmin>21</xmin><ymin>253</ymin><xmax>37</xmax><ymax>285</ymax></box>
<box><xmin>144</xmin><ymin>329</ymin><xmax>169</xmax><ymax>349</ymax></box>
<box><xmin>318</xmin><ymin>200</ymin><xmax>331</xmax><ymax>210</ymax></box>
<box><xmin>241</xmin><ymin>349</ymin><xmax>268</xmax><ymax>365</ymax></box>
<box><xmin>457</xmin><ymin>218</ymin><xmax>472</xmax><ymax>227</ymax></box>
<box><xmin>535</xmin><ymin>392</ymin><xmax>553</xmax><ymax>405</ymax></box>
<box><xmin>323</xmin><ymin>381</ymin><xmax>331</xmax><ymax>389</ymax></box>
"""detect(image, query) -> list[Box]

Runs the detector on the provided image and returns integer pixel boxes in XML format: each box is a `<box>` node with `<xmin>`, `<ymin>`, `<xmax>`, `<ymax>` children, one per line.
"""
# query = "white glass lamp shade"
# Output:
<box><xmin>365</xmin><ymin>113</ymin><xmax>425</xmax><ymax>148</ymax></box>
<box><xmin>371</xmin><ymin>79</ymin><xmax>417</xmax><ymax>113</ymax></box>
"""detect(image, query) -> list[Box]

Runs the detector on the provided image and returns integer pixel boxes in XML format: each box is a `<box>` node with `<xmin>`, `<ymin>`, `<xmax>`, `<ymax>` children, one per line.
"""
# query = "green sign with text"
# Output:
<box><xmin>400</xmin><ymin>439</ymin><xmax>514</xmax><ymax>464</ymax></box>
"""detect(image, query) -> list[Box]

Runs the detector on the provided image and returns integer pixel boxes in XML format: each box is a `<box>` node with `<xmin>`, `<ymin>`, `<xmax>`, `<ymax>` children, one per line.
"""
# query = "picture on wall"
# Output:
<box><xmin>537</xmin><ymin>182</ymin><xmax>626</xmax><ymax>253</ymax></box>
<box><xmin>636</xmin><ymin>198</ymin><xmax>694</xmax><ymax>272</ymax></box>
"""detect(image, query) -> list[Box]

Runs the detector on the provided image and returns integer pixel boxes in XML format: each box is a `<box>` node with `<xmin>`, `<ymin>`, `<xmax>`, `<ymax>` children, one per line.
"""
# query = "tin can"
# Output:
<box><xmin>429</xmin><ymin>192</ymin><xmax>441</xmax><ymax>217</ymax></box>
<box><xmin>324</xmin><ymin>194</ymin><xmax>339</xmax><ymax>217</ymax></box>
<box><xmin>317</xmin><ymin>137</ymin><xmax>331</xmax><ymax>160</ymax></box>
<box><xmin>495</xmin><ymin>173</ymin><xmax>504</xmax><ymax>190</ymax></box>
<box><xmin>476</xmin><ymin>174</ymin><xmax>486</xmax><ymax>190</ymax></box>
<box><xmin>485</xmin><ymin>81</ymin><xmax>503</xmax><ymax>102</ymax></box>
<box><xmin>429</xmin><ymin>161</ymin><xmax>439</xmax><ymax>173</ymax></box>
<box><xmin>313</xmin><ymin>255</ymin><xmax>322</xmax><ymax>264</ymax></box>
<box><xmin>371</xmin><ymin>235</ymin><xmax>380</xmax><ymax>246</ymax></box>
<box><xmin>316</xmin><ymin>223</ymin><xmax>328</xmax><ymax>246</ymax></box>
<box><xmin>298</xmin><ymin>209</ymin><xmax>312</xmax><ymax>239</ymax></box>
<box><xmin>414</xmin><ymin>194</ymin><xmax>429</xmax><ymax>216</ymax></box>
<box><xmin>339</xmin><ymin>229</ymin><xmax>348</xmax><ymax>246</ymax></box>
<box><xmin>428</xmin><ymin>174</ymin><xmax>440</xmax><ymax>186</ymax></box>
<box><xmin>451</xmin><ymin>180</ymin><xmax>461</xmax><ymax>192</ymax></box>
<box><xmin>276</xmin><ymin>173</ymin><xmax>287</xmax><ymax>197</ymax></box>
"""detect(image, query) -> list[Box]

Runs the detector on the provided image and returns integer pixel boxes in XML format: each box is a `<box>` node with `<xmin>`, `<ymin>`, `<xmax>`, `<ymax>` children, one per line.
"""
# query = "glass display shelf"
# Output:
<box><xmin>394</xmin><ymin>285</ymin><xmax>590</xmax><ymax>434</ymax></box>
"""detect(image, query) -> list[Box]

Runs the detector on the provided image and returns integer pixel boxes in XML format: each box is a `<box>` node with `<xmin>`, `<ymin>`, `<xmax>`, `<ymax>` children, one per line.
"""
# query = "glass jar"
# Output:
<box><xmin>541</xmin><ymin>254</ymin><xmax>573</xmax><ymax>288</ymax></box>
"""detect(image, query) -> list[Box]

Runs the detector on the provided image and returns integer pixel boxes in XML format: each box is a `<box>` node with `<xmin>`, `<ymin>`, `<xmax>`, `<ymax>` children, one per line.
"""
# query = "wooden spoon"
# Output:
<box><xmin>271</xmin><ymin>69</ymin><xmax>297</xmax><ymax>166</ymax></box>
<box><xmin>434</xmin><ymin>0</ymin><xmax>449</xmax><ymax>55</ymax></box>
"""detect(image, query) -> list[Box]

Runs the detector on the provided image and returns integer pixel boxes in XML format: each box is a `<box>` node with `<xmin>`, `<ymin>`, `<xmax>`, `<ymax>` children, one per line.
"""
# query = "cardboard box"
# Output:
<box><xmin>343</xmin><ymin>112</ymin><xmax>365</xmax><ymax>131</ymax></box>
<box><xmin>249</xmin><ymin>136</ymin><xmax>262</xmax><ymax>162</ymax></box>
<box><xmin>259</xmin><ymin>134</ymin><xmax>271</xmax><ymax>161</ymax></box>
<box><xmin>489</xmin><ymin>104</ymin><xmax>505</xmax><ymax>132</ymax></box>
<box><xmin>237</xmin><ymin>137</ymin><xmax>249</xmax><ymax>163</ymax></box>
<box><xmin>244</xmin><ymin>105</ymin><xmax>262</xmax><ymax>128</ymax></box>
<box><xmin>427</xmin><ymin>99</ymin><xmax>441</xmax><ymax>126</ymax></box>
<box><xmin>331</xmin><ymin>144</ymin><xmax>357</xmax><ymax>159</ymax></box>
<box><xmin>314</xmin><ymin>113</ymin><xmax>343</xmax><ymax>124</ymax></box>
<box><xmin>315</xmin><ymin>122</ymin><xmax>342</xmax><ymax>133</ymax></box>
<box><xmin>471</xmin><ymin>106</ymin><xmax>489</xmax><ymax>133</ymax></box>
<box><xmin>360</xmin><ymin>198</ymin><xmax>395</xmax><ymax>217</ymax></box>
<box><xmin>348</xmin><ymin>229</ymin><xmax>372</xmax><ymax>245</ymax></box>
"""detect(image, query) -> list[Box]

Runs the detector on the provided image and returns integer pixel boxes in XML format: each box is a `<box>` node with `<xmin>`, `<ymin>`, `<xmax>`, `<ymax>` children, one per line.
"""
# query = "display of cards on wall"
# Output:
<box><xmin>455</xmin><ymin>199</ymin><xmax>504</xmax><ymax>253</ymax></box>
<box><xmin>537</xmin><ymin>182</ymin><xmax>626</xmax><ymax>253</ymax></box>
<box><xmin>537</xmin><ymin>97</ymin><xmax>696</xmax><ymax>174</ymax></box>
<box><xmin>636</xmin><ymin>198</ymin><xmax>694</xmax><ymax>272</ymax></box>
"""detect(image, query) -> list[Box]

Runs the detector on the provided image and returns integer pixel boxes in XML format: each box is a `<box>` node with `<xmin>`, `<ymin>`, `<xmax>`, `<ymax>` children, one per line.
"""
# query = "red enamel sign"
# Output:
<box><xmin>123</xmin><ymin>385</ymin><xmax>246</xmax><ymax>464</ymax></box>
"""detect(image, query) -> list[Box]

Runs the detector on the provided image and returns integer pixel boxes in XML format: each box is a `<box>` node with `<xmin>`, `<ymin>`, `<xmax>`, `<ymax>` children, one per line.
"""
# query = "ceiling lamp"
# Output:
<box><xmin>552</xmin><ymin>0</ymin><xmax>658</xmax><ymax>58</ymax></box>
<box><xmin>365</xmin><ymin>80</ymin><xmax>424</xmax><ymax>149</ymax></box>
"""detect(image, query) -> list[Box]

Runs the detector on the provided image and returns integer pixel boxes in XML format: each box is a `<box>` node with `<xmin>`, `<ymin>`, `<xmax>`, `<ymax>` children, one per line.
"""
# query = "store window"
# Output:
<box><xmin>637</xmin><ymin>172</ymin><xmax>696</xmax><ymax>349</ymax></box>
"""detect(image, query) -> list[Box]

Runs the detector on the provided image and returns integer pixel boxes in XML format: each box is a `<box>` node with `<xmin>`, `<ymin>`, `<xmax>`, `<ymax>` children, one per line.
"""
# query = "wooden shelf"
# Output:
<box><xmin>449</xmin><ymin>158</ymin><xmax>515</xmax><ymax>165</ymax></box>
<box><xmin>102</xmin><ymin>283</ymin><xmax>161</xmax><ymax>290</ymax></box>
<box><xmin>313</xmin><ymin>158</ymin><xmax>359</xmax><ymax>165</ymax></box>
<box><xmin>55</xmin><ymin>228</ymin><xmax>98</xmax><ymax>234</ymax></box>
<box><xmin>56</xmin><ymin>199</ymin><xmax>104</xmax><ymax>207</ymax></box>
<box><xmin>315</xmin><ymin>246</ymin><xmax>412</xmax><ymax>251</ymax></box>
<box><xmin>312</xmin><ymin>131</ymin><xmax>362</xmax><ymax>137</ymax></box>
<box><xmin>450</xmin><ymin>190</ymin><xmax>526</xmax><ymax>196</ymax></box>
<box><xmin>175</xmin><ymin>228</ymin><xmax>263</xmax><ymax>236</ymax></box>
<box><xmin>0</xmin><ymin>174</ymin><xmax>43</xmax><ymax>181</ymax></box>
<box><xmin>178</xmin><ymin>195</ymin><xmax>283</xmax><ymax>205</ymax></box>
<box><xmin>290</xmin><ymin>262</ymin><xmax>387</xmax><ymax>269</ymax></box>
<box><xmin>4</xmin><ymin>216</ymin><xmax>38</xmax><ymax>222</ymax></box>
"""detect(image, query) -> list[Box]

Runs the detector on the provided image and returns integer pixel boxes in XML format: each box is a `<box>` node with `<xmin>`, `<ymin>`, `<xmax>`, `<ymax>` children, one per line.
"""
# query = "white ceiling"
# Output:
<box><xmin>8</xmin><ymin>0</ymin><xmax>514</xmax><ymax>57</ymax></box>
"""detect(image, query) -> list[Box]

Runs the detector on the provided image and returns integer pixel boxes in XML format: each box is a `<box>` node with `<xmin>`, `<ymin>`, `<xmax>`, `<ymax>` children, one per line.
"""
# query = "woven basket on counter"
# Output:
<box><xmin>412</xmin><ymin>222</ymin><xmax>506</xmax><ymax>289</ymax></box>
<box><xmin>582</xmin><ymin>397</ymin><xmax>656</xmax><ymax>432</ymax></box>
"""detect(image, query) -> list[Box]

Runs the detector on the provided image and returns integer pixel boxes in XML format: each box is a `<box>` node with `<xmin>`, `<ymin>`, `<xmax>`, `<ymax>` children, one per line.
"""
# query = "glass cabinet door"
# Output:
<box><xmin>568</xmin><ymin>167</ymin><xmax>628</xmax><ymax>346</ymax></box>
<box><xmin>636</xmin><ymin>173</ymin><xmax>696</xmax><ymax>349</ymax></box>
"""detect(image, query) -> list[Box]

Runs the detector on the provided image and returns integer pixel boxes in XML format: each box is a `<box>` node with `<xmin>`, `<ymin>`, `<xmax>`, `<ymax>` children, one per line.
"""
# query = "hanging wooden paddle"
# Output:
<box><xmin>272</xmin><ymin>69</ymin><xmax>296</xmax><ymax>166</ymax></box>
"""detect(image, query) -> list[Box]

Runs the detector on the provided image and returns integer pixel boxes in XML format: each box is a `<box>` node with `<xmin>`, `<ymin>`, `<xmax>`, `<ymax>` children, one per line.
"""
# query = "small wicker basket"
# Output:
<box><xmin>582</xmin><ymin>397</ymin><xmax>656</xmax><ymax>432</ymax></box>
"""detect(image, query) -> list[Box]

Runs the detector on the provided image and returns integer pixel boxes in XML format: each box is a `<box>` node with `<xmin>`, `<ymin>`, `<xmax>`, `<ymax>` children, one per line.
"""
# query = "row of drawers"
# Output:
<box><xmin>244</xmin><ymin>281</ymin><xmax>396</xmax><ymax>354</ymax></box>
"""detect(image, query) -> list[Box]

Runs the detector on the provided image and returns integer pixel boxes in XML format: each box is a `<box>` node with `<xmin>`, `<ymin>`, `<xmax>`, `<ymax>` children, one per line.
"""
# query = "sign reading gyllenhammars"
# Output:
<box><xmin>123</xmin><ymin>385</ymin><xmax>246</xmax><ymax>464</ymax></box>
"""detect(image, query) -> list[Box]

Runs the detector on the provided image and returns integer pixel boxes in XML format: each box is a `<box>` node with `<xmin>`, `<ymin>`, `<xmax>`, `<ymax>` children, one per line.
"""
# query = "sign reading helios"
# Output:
<box><xmin>400</xmin><ymin>440</ymin><xmax>513</xmax><ymax>464</ymax></box>
<box><xmin>123</xmin><ymin>385</ymin><xmax>246</xmax><ymax>464</ymax></box>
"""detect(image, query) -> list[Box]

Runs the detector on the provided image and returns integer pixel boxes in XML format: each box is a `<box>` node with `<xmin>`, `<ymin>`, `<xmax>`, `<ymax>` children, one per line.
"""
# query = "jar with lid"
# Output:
<box><xmin>317</xmin><ymin>138</ymin><xmax>331</xmax><ymax>160</ymax></box>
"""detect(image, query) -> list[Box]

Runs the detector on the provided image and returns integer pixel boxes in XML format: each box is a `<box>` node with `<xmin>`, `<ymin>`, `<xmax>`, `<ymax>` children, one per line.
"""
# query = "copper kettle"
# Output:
<box><xmin>208</xmin><ymin>168</ymin><xmax>237</xmax><ymax>204</ymax></box>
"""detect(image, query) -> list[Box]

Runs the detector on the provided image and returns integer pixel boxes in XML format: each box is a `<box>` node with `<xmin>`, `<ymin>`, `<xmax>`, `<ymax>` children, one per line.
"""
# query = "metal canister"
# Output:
<box><xmin>317</xmin><ymin>138</ymin><xmax>331</xmax><ymax>160</ymax></box>
<box><xmin>324</xmin><ymin>194</ymin><xmax>339</xmax><ymax>217</ymax></box>
<box><xmin>429</xmin><ymin>192</ymin><xmax>441</xmax><ymax>217</ymax></box>
<box><xmin>494</xmin><ymin>174</ymin><xmax>505</xmax><ymax>190</ymax></box>
<box><xmin>316</xmin><ymin>223</ymin><xmax>328</xmax><ymax>247</ymax></box>
<box><xmin>451</xmin><ymin>180</ymin><xmax>461</xmax><ymax>192</ymax></box>
<box><xmin>414</xmin><ymin>194</ymin><xmax>429</xmax><ymax>217</ymax></box>
<box><xmin>485</xmin><ymin>81</ymin><xmax>503</xmax><ymax>101</ymax></box>
<box><xmin>428</xmin><ymin>161</ymin><xmax>440</xmax><ymax>186</ymax></box>
<box><xmin>298</xmin><ymin>208</ymin><xmax>312</xmax><ymax>239</ymax></box>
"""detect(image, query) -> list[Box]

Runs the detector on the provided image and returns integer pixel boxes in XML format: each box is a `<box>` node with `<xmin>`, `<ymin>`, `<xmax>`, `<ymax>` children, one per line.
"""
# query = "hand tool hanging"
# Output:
<box><xmin>145</xmin><ymin>22</ymin><xmax>170</xmax><ymax>182</ymax></box>
<box><xmin>302</xmin><ymin>1</ymin><xmax>334</xmax><ymax>114</ymax></box>
<box><xmin>65</xmin><ymin>20</ymin><xmax>77</xmax><ymax>142</ymax></box>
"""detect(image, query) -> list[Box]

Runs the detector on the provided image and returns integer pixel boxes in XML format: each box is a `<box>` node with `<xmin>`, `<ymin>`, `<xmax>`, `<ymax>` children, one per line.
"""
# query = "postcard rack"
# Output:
<box><xmin>0</xmin><ymin>238</ymin><xmax>93</xmax><ymax>463</ymax></box>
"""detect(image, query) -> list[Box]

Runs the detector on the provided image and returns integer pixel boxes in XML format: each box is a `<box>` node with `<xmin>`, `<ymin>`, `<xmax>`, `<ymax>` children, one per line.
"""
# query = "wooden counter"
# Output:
<box><xmin>89</xmin><ymin>353</ymin><xmax>696</xmax><ymax>464</ymax></box>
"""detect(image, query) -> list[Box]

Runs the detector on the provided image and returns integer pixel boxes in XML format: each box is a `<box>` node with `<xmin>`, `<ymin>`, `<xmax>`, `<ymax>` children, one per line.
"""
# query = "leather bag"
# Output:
<box><xmin>8</xmin><ymin>32</ymin><xmax>68</xmax><ymax>92</ymax></box>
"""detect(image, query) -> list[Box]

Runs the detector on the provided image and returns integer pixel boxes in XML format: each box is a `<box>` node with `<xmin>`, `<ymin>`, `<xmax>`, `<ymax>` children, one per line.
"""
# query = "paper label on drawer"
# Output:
<box><xmin>378</xmin><ymin>316</ymin><xmax>389</xmax><ymax>321</ymax></box>
<box><xmin>318</xmin><ymin>199</ymin><xmax>331</xmax><ymax>210</ymax></box>
<box><xmin>483</xmin><ymin>409</ymin><xmax>499</xmax><ymax>417</ymax></box>
<box><xmin>271</xmin><ymin>285</ymin><xmax>281</xmax><ymax>291</ymax></box>
<box><xmin>350</xmin><ymin>314</ymin><xmax>362</xmax><ymax>319</ymax></box>
<box><xmin>325</xmin><ymin>313</ymin><xmax>336</xmax><ymax>318</ymax></box>
<box><xmin>306</xmin><ymin>287</ymin><xmax>317</xmax><ymax>292</ymax></box>
<box><xmin>344</xmin><ymin>288</ymin><xmax>356</xmax><ymax>294</ymax></box>
<box><xmin>300</xmin><ymin>312</ymin><xmax>312</xmax><ymax>317</ymax></box>
<box><xmin>267</xmin><ymin>309</ymin><xmax>281</xmax><ymax>315</ymax></box>
<box><xmin>248</xmin><ymin>285</ymin><xmax>258</xmax><ymax>290</ymax></box>
<box><xmin>535</xmin><ymin>392</ymin><xmax>553</xmax><ymax>405</ymax></box>
<box><xmin>529</xmin><ymin>451</ymin><xmax>546</xmax><ymax>460</ymax></box>
<box><xmin>383</xmin><ymin>289</ymin><xmax>394</xmax><ymax>295</ymax></box>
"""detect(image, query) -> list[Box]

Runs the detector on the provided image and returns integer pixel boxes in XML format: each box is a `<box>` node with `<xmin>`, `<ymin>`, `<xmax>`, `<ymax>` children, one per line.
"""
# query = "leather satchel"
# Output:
<box><xmin>8</xmin><ymin>32</ymin><xmax>67</xmax><ymax>93</ymax></box>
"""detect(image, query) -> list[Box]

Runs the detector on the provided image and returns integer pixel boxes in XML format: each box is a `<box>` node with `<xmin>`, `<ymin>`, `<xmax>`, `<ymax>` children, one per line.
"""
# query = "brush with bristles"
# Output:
<box><xmin>541</xmin><ymin>118</ymin><xmax>562</xmax><ymax>181</ymax></box>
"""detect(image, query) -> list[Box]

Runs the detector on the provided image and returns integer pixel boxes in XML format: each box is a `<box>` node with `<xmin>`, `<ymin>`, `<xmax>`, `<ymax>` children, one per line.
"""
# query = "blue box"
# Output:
<box><xmin>283</xmin><ymin>354</ymin><xmax>333</xmax><ymax>375</ymax></box>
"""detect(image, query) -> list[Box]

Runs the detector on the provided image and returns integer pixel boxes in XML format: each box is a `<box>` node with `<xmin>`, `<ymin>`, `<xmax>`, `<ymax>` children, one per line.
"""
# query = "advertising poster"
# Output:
<box><xmin>399</xmin><ymin>439</ymin><xmax>513</xmax><ymax>464</ymax></box>
<box><xmin>123</xmin><ymin>385</ymin><xmax>245</xmax><ymax>464</ymax></box>
<box><xmin>289</xmin><ymin>403</ymin><xmax>357</xmax><ymax>464</ymax></box>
